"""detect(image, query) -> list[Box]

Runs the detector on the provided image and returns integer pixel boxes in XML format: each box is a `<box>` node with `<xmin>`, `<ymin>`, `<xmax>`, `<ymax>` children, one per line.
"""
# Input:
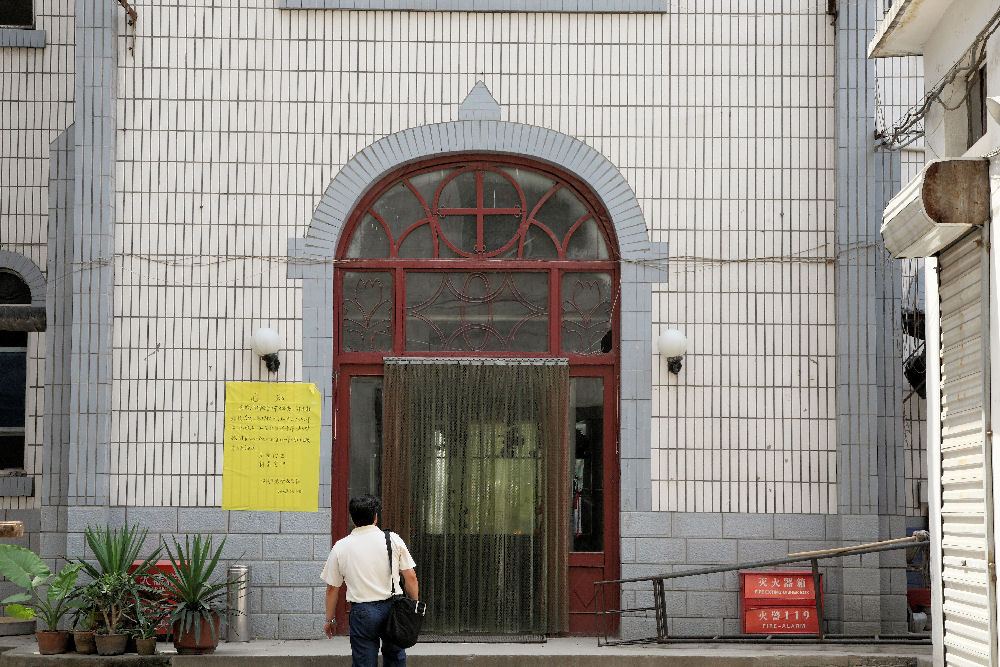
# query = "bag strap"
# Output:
<box><xmin>384</xmin><ymin>530</ymin><xmax>393</xmax><ymax>595</ymax></box>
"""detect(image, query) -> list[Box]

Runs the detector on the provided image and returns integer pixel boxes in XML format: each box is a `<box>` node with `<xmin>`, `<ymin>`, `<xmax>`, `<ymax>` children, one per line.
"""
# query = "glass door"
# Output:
<box><xmin>568</xmin><ymin>368</ymin><xmax>619</xmax><ymax>635</ymax></box>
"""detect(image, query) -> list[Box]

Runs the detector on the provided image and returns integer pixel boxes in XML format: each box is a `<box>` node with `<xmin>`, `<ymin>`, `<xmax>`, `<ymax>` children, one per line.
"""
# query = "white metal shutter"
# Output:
<box><xmin>938</xmin><ymin>229</ymin><xmax>996</xmax><ymax>667</ymax></box>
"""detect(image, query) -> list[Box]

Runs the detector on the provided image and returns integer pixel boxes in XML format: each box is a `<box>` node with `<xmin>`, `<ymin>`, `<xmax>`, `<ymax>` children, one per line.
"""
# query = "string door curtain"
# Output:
<box><xmin>382</xmin><ymin>359</ymin><xmax>570</xmax><ymax>635</ymax></box>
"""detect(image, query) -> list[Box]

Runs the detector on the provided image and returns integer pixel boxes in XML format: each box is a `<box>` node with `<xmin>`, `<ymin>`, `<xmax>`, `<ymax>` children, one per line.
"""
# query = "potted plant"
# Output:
<box><xmin>160</xmin><ymin>534</ymin><xmax>235</xmax><ymax>655</ymax></box>
<box><xmin>131</xmin><ymin>595</ymin><xmax>168</xmax><ymax>655</ymax></box>
<box><xmin>85</xmin><ymin>571</ymin><xmax>138</xmax><ymax>656</ymax></box>
<box><xmin>0</xmin><ymin>544</ymin><xmax>83</xmax><ymax>655</ymax></box>
<box><xmin>79</xmin><ymin>524</ymin><xmax>162</xmax><ymax>580</ymax></box>
<box><xmin>70</xmin><ymin>607</ymin><xmax>98</xmax><ymax>654</ymax></box>
<box><xmin>78</xmin><ymin>523</ymin><xmax>163</xmax><ymax>644</ymax></box>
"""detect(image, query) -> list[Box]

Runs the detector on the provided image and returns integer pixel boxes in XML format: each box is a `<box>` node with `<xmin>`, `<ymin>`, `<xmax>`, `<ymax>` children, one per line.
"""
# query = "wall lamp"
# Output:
<box><xmin>250</xmin><ymin>327</ymin><xmax>282</xmax><ymax>373</ymax></box>
<box><xmin>657</xmin><ymin>329</ymin><xmax>688</xmax><ymax>375</ymax></box>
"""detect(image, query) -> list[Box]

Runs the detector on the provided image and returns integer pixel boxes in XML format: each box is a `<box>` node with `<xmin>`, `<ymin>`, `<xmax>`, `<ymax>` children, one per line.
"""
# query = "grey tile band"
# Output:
<box><xmin>63</xmin><ymin>0</ymin><xmax>118</xmax><ymax>505</ymax></box>
<box><xmin>278</xmin><ymin>0</ymin><xmax>669</xmax><ymax>12</ymax></box>
<box><xmin>0</xmin><ymin>29</ymin><xmax>46</xmax><ymax>48</ymax></box>
<box><xmin>289</xmin><ymin>110</ymin><xmax>664</xmax><ymax>511</ymax></box>
<box><xmin>833</xmin><ymin>0</ymin><xmax>908</xmax><ymax>635</ymax></box>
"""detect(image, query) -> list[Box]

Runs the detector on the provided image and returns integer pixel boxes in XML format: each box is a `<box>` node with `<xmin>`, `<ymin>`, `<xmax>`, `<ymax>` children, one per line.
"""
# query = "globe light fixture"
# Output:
<box><xmin>250</xmin><ymin>327</ymin><xmax>282</xmax><ymax>373</ymax></box>
<box><xmin>656</xmin><ymin>329</ymin><xmax>688</xmax><ymax>375</ymax></box>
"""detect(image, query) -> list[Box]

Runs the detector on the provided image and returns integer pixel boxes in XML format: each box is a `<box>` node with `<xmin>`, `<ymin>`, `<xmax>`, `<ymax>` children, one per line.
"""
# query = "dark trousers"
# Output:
<box><xmin>349</xmin><ymin>600</ymin><xmax>406</xmax><ymax>667</ymax></box>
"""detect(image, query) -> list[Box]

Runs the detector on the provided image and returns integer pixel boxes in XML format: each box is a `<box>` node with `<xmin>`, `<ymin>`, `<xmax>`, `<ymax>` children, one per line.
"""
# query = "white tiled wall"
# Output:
<box><xmin>0</xmin><ymin>1</ymin><xmax>75</xmax><ymax>509</ymax></box>
<box><xmin>649</xmin><ymin>5</ymin><xmax>837</xmax><ymax>513</ymax></box>
<box><xmin>108</xmin><ymin>3</ymin><xmax>846</xmax><ymax>510</ymax></box>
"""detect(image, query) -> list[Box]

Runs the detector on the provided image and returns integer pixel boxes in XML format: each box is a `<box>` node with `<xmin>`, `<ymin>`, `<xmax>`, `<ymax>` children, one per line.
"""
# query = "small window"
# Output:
<box><xmin>0</xmin><ymin>0</ymin><xmax>33</xmax><ymax>29</ymax></box>
<box><xmin>0</xmin><ymin>271</ymin><xmax>30</xmax><ymax>470</ymax></box>
<box><xmin>968</xmin><ymin>65</ymin><xmax>987</xmax><ymax>148</ymax></box>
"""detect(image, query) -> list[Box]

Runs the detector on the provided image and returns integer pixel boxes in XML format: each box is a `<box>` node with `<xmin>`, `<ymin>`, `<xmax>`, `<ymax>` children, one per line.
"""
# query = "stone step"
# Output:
<box><xmin>0</xmin><ymin>620</ymin><xmax>34</xmax><ymax>637</ymax></box>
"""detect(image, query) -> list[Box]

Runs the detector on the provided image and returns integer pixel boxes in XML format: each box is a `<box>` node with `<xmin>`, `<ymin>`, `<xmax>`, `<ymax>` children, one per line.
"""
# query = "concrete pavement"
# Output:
<box><xmin>0</xmin><ymin>635</ymin><xmax>933</xmax><ymax>666</ymax></box>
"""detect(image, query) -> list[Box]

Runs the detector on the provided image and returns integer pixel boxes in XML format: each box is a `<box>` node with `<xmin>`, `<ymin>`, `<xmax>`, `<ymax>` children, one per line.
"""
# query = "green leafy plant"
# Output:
<box><xmin>82</xmin><ymin>571</ymin><xmax>139</xmax><ymax>634</ymax></box>
<box><xmin>132</xmin><ymin>595</ymin><xmax>169</xmax><ymax>639</ymax></box>
<box><xmin>160</xmin><ymin>535</ymin><xmax>233</xmax><ymax>645</ymax></box>
<box><xmin>71</xmin><ymin>606</ymin><xmax>98</xmax><ymax>632</ymax></box>
<box><xmin>80</xmin><ymin>524</ymin><xmax>162</xmax><ymax>579</ymax></box>
<box><xmin>0</xmin><ymin>544</ymin><xmax>83</xmax><ymax>630</ymax></box>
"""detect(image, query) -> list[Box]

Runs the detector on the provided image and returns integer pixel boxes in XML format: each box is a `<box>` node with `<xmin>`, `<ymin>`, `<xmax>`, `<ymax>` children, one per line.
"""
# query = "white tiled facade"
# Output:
<box><xmin>0</xmin><ymin>1</ymin><xmax>74</xmax><ymax>511</ymax></box>
<box><xmin>105</xmin><ymin>3</ymin><xmax>844</xmax><ymax>512</ymax></box>
<box><xmin>0</xmin><ymin>0</ymin><xmax>925</xmax><ymax>639</ymax></box>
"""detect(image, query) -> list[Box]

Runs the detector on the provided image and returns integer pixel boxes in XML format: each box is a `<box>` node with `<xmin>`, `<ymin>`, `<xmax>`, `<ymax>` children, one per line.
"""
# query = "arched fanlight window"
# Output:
<box><xmin>0</xmin><ymin>270</ymin><xmax>31</xmax><ymax>470</ymax></box>
<box><xmin>336</xmin><ymin>156</ymin><xmax>619</xmax><ymax>357</ymax></box>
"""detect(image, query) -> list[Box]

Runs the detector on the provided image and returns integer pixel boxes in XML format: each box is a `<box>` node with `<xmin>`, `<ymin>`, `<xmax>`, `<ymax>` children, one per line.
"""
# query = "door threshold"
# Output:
<box><xmin>420</xmin><ymin>634</ymin><xmax>547</xmax><ymax>643</ymax></box>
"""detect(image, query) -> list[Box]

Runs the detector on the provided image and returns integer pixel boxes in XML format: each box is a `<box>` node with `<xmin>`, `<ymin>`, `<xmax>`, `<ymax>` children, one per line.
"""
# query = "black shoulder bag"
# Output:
<box><xmin>381</xmin><ymin>530</ymin><xmax>426</xmax><ymax>648</ymax></box>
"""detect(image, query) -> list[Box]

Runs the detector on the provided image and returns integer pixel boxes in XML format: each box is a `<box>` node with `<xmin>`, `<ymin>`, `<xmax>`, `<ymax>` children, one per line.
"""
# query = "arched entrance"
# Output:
<box><xmin>331</xmin><ymin>155</ymin><xmax>620</xmax><ymax>635</ymax></box>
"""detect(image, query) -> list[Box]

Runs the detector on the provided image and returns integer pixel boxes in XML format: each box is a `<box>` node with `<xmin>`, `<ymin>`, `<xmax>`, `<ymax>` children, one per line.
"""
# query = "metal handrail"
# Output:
<box><xmin>595</xmin><ymin>537</ymin><xmax>931</xmax><ymax>646</ymax></box>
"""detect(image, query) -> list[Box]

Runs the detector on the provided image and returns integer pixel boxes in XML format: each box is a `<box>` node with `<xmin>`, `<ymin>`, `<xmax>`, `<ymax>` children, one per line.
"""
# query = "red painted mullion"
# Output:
<box><xmin>551</xmin><ymin>267</ymin><xmax>561</xmax><ymax>355</ymax></box>
<box><xmin>438</xmin><ymin>207</ymin><xmax>521</xmax><ymax>216</ymax></box>
<box><xmin>475</xmin><ymin>169</ymin><xmax>485</xmax><ymax>254</ymax></box>
<box><xmin>395</xmin><ymin>267</ymin><xmax>406</xmax><ymax>354</ymax></box>
<box><xmin>336</xmin><ymin>259</ymin><xmax>616</xmax><ymax>271</ymax></box>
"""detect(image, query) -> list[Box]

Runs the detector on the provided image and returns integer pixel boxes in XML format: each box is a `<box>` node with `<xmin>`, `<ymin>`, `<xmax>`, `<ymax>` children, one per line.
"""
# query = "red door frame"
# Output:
<box><xmin>329</xmin><ymin>155</ymin><xmax>622</xmax><ymax>635</ymax></box>
<box><xmin>331</xmin><ymin>363</ymin><xmax>620</xmax><ymax>635</ymax></box>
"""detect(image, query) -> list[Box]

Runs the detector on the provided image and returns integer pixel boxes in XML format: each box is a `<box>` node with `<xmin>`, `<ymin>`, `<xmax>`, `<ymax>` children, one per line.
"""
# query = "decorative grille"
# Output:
<box><xmin>344</xmin><ymin>162</ymin><xmax>611</xmax><ymax>261</ymax></box>
<box><xmin>336</xmin><ymin>156</ymin><xmax>619</xmax><ymax>358</ymax></box>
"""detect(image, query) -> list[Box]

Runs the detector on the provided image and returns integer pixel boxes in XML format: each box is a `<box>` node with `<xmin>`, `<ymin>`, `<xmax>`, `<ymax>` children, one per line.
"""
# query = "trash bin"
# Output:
<box><xmin>227</xmin><ymin>565</ymin><xmax>250</xmax><ymax>642</ymax></box>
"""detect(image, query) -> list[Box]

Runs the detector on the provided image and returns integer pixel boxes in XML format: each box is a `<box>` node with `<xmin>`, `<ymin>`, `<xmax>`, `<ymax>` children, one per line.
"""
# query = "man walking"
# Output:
<box><xmin>321</xmin><ymin>494</ymin><xmax>419</xmax><ymax>666</ymax></box>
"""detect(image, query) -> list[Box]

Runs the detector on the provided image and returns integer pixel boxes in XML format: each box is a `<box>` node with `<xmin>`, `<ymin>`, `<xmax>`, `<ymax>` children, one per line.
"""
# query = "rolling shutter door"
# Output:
<box><xmin>938</xmin><ymin>229</ymin><xmax>997</xmax><ymax>667</ymax></box>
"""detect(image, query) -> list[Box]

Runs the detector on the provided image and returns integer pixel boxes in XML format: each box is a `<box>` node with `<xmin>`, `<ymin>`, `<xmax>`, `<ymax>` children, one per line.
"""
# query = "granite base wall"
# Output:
<box><xmin>37</xmin><ymin>506</ymin><xmax>331</xmax><ymax>639</ymax></box>
<box><xmin>13</xmin><ymin>506</ymin><xmax>911</xmax><ymax>640</ymax></box>
<box><xmin>620</xmin><ymin>512</ymin><xmax>910</xmax><ymax>639</ymax></box>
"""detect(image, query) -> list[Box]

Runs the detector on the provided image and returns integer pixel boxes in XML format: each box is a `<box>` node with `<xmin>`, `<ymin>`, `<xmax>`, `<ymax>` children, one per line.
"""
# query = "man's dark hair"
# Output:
<box><xmin>349</xmin><ymin>494</ymin><xmax>382</xmax><ymax>526</ymax></box>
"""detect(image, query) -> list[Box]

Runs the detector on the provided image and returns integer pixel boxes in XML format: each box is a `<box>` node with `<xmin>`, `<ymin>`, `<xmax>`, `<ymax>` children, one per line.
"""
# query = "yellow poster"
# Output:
<box><xmin>222</xmin><ymin>382</ymin><xmax>321</xmax><ymax>512</ymax></box>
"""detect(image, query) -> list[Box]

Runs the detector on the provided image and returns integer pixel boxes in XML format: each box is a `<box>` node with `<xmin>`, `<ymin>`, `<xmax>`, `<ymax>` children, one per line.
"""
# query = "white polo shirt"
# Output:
<box><xmin>320</xmin><ymin>524</ymin><xmax>416</xmax><ymax>603</ymax></box>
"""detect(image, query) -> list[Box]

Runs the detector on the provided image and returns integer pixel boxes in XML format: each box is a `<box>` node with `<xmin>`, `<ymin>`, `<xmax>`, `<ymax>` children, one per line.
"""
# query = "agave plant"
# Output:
<box><xmin>0</xmin><ymin>544</ymin><xmax>83</xmax><ymax>630</ymax></box>
<box><xmin>160</xmin><ymin>534</ymin><xmax>234</xmax><ymax>645</ymax></box>
<box><xmin>80</xmin><ymin>524</ymin><xmax>162</xmax><ymax>579</ymax></box>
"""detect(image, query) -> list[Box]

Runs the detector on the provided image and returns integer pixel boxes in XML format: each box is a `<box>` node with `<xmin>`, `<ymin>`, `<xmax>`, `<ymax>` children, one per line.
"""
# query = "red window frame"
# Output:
<box><xmin>334</xmin><ymin>155</ymin><xmax>621</xmax><ymax>363</ymax></box>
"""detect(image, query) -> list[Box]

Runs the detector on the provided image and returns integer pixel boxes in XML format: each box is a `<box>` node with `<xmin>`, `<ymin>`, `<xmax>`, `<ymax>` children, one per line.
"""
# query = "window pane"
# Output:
<box><xmin>436</xmin><ymin>170</ymin><xmax>477</xmax><ymax>210</ymax></box>
<box><xmin>341</xmin><ymin>272</ymin><xmax>393</xmax><ymax>352</ymax></box>
<box><xmin>566</xmin><ymin>218</ymin><xmax>610</xmax><ymax>260</ymax></box>
<box><xmin>371</xmin><ymin>181</ymin><xmax>427</xmax><ymax>244</ymax></box>
<box><xmin>483</xmin><ymin>215</ymin><xmax>521</xmax><ymax>255</ymax></box>
<box><xmin>0</xmin><ymin>351</ymin><xmax>26</xmax><ymax>429</ymax></box>
<box><xmin>0</xmin><ymin>1</ymin><xmax>32</xmax><ymax>28</ymax></box>
<box><xmin>532</xmin><ymin>186</ymin><xmax>589</xmax><ymax>246</ymax></box>
<box><xmin>348</xmin><ymin>377</ymin><xmax>383</xmax><ymax>512</ymax></box>
<box><xmin>522</xmin><ymin>225</ymin><xmax>558</xmax><ymax>259</ymax></box>
<box><xmin>0</xmin><ymin>331</ymin><xmax>27</xmax><ymax>347</ymax></box>
<box><xmin>406</xmin><ymin>272</ymin><xmax>548</xmax><ymax>352</ymax></box>
<box><xmin>408</xmin><ymin>169</ymin><xmax>455</xmax><ymax>210</ymax></box>
<box><xmin>500</xmin><ymin>167</ymin><xmax>555</xmax><ymax>216</ymax></box>
<box><xmin>571</xmin><ymin>377</ymin><xmax>603</xmax><ymax>552</ymax></box>
<box><xmin>0</xmin><ymin>436</ymin><xmax>24</xmax><ymax>471</ymax></box>
<box><xmin>561</xmin><ymin>273</ymin><xmax>614</xmax><ymax>355</ymax></box>
<box><xmin>481</xmin><ymin>169</ymin><xmax>521</xmax><ymax>209</ymax></box>
<box><xmin>398</xmin><ymin>223</ymin><xmax>435</xmax><ymax>258</ymax></box>
<box><xmin>346</xmin><ymin>214</ymin><xmax>390</xmax><ymax>258</ymax></box>
<box><xmin>0</xmin><ymin>272</ymin><xmax>31</xmax><ymax>304</ymax></box>
<box><xmin>438</xmin><ymin>214</ymin><xmax>477</xmax><ymax>254</ymax></box>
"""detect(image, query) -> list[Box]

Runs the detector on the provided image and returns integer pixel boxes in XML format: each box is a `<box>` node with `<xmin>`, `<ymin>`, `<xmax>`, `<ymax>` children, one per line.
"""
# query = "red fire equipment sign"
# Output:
<box><xmin>739</xmin><ymin>569</ymin><xmax>823</xmax><ymax>635</ymax></box>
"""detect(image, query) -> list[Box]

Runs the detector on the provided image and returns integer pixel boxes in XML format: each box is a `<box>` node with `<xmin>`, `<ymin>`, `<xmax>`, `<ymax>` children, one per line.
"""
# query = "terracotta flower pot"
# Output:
<box><xmin>135</xmin><ymin>637</ymin><xmax>157</xmax><ymax>655</ymax></box>
<box><xmin>172</xmin><ymin>613</ymin><xmax>220</xmax><ymax>655</ymax></box>
<box><xmin>72</xmin><ymin>630</ymin><xmax>96</xmax><ymax>654</ymax></box>
<box><xmin>94</xmin><ymin>632</ymin><xmax>128</xmax><ymax>656</ymax></box>
<box><xmin>35</xmin><ymin>630</ymin><xmax>70</xmax><ymax>655</ymax></box>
